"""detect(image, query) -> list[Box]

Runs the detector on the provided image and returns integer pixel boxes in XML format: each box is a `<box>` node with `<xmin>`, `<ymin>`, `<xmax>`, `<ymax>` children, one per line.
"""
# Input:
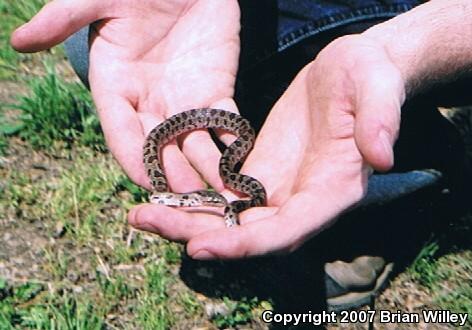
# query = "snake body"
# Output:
<box><xmin>143</xmin><ymin>108</ymin><xmax>266</xmax><ymax>227</ymax></box>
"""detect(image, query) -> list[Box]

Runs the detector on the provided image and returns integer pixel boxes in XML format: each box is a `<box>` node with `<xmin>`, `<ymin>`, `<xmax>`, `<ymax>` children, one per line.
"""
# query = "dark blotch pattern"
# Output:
<box><xmin>143</xmin><ymin>108</ymin><xmax>267</xmax><ymax>225</ymax></box>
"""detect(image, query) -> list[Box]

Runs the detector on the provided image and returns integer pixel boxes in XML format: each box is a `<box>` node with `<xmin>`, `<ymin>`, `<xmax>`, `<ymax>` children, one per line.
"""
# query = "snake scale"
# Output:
<box><xmin>143</xmin><ymin>108</ymin><xmax>266</xmax><ymax>227</ymax></box>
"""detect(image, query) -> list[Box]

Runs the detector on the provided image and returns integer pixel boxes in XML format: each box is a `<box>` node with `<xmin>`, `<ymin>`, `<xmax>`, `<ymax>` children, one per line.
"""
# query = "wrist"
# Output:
<box><xmin>362</xmin><ymin>0</ymin><xmax>472</xmax><ymax>96</ymax></box>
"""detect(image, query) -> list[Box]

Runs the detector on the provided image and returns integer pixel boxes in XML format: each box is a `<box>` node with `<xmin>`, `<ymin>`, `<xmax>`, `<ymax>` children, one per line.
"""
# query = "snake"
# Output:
<box><xmin>143</xmin><ymin>108</ymin><xmax>267</xmax><ymax>227</ymax></box>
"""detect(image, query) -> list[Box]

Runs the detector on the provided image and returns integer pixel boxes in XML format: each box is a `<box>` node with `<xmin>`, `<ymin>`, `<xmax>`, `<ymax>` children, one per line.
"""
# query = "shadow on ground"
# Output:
<box><xmin>179</xmin><ymin>181</ymin><xmax>470</xmax><ymax>329</ymax></box>
<box><xmin>179</xmin><ymin>102</ymin><xmax>472</xmax><ymax>329</ymax></box>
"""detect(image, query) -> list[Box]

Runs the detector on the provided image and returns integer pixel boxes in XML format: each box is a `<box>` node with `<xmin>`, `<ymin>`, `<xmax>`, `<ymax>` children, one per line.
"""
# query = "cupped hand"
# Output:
<box><xmin>129</xmin><ymin>34</ymin><xmax>406</xmax><ymax>259</ymax></box>
<box><xmin>11</xmin><ymin>0</ymin><xmax>241</xmax><ymax>191</ymax></box>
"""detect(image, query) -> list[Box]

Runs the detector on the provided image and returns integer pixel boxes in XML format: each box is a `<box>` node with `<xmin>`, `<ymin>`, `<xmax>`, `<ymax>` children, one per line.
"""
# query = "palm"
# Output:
<box><xmin>82</xmin><ymin>0</ymin><xmax>241</xmax><ymax>189</ymax></box>
<box><xmin>127</xmin><ymin>37</ymin><xmax>404</xmax><ymax>259</ymax></box>
<box><xmin>90</xmin><ymin>0</ymin><xmax>239</xmax><ymax>115</ymax></box>
<box><xmin>128</xmin><ymin>61</ymin><xmax>371</xmax><ymax>258</ymax></box>
<box><xmin>244</xmin><ymin>69</ymin><xmax>364</xmax><ymax>208</ymax></box>
<box><xmin>208</xmin><ymin>63</ymin><xmax>370</xmax><ymax>255</ymax></box>
<box><xmin>12</xmin><ymin>0</ymin><xmax>241</xmax><ymax>190</ymax></box>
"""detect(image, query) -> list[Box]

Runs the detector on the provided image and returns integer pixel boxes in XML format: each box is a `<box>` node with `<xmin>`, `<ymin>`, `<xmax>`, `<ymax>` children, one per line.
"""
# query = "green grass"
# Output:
<box><xmin>0</xmin><ymin>285</ymin><xmax>106</xmax><ymax>330</ymax></box>
<box><xmin>0</xmin><ymin>280</ymin><xmax>39</xmax><ymax>328</ymax></box>
<box><xmin>0</xmin><ymin>142</ymin><xmax>189</xmax><ymax>328</ymax></box>
<box><xmin>0</xmin><ymin>132</ymin><xmax>8</xmax><ymax>155</ymax></box>
<box><xmin>137</xmin><ymin>263</ymin><xmax>174</xmax><ymax>330</ymax></box>
<box><xmin>0</xmin><ymin>115</ymin><xmax>22</xmax><ymax>155</ymax></box>
<box><xmin>179</xmin><ymin>291</ymin><xmax>202</xmax><ymax>316</ymax></box>
<box><xmin>8</xmin><ymin>65</ymin><xmax>105</xmax><ymax>151</ymax></box>
<box><xmin>47</xmin><ymin>149</ymin><xmax>122</xmax><ymax>242</ymax></box>
<box><xmin>0</xmin><ymin>0</ymin><xmax>47</xmax><ymax>22</ymax></box>
<box><xmin>409</xmin><ymin>240</ymin><xmax>440</xmax><ymax>289</ymax></box>
<box><xmin>23</xmin><ymin>296</ymin><xmax>105</xmax><ymax>330</ymax></box>
<box><xmin>432</xmin><ymin>252</ymin><xmax>472</xmax><ymax>322</ymax></box>
<box><xmin>0</xmin><ymin>0</ymin><xmax>49</xmax><ymax>79</ymax></box>
<box><xmin>408</xmin><ymin>241</ymin><xmax>472</xmax><ymax>327</ymax></box>
<box><xmin>98</xmin><ymin>274</ymin><xmax>134</xmax><ymax>305</ymax></box>
<box><xmin>0</xmin><ymin>100</ymin><xmax>23</xmax><ymax>156</ymax></box>
<box><xmin>212</xmin><ymin>296</ymin><xmax>262</xmax><ymax>329</ymax></box>
<box><xmin>1</xmin><ymin>145</ymin><xmax>131</xmax><ymax>244</ymax></box>
<box><xmin>1</xmin><ymin>1</ymin><xmax>260</xmax><ymax>329</ymax></box>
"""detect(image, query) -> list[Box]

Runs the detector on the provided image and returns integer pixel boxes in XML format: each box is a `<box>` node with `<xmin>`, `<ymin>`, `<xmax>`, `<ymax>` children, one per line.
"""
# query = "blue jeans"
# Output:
<box><xmin>65</xmin><ymin>0</ymin><xmax>459</xmax><ymax>207</ymax></box>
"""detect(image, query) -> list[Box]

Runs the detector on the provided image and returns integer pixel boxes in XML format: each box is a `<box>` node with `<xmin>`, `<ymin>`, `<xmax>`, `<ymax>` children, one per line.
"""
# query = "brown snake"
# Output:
<box><xmin>143</xmin><ymin>108</ymin><xmax>266</xmax><ymax>227</ymax></box>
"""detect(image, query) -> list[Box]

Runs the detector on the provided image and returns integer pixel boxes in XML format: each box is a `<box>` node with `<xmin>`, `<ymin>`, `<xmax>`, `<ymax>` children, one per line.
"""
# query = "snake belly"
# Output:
<box><xmin>143</xmin><ymin>108</ymin><xmax>267</xmax><ymax>227</ymax></box>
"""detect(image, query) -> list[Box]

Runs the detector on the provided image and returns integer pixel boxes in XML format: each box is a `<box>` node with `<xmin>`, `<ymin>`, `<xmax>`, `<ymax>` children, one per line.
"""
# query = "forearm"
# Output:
<box><xmin>362</xmin><ymin>0</ymin><xmax>472</xmax><ymax>95</ymax></box>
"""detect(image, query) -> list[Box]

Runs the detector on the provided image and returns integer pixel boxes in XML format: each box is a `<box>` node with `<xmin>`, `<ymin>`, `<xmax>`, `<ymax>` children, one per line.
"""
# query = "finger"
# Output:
<box><xmin>179</xmin><ymin>130</ymin><xmax>225</xmax><ymax>191</ymax></box>
<box><xmin>140</xmin><ymin>113</ymin><xmax>206</xmax><ymax>192</ymax></box>
<box><xmin>140</xmin><ymin>115</ymin><xmax>213</xmax><ymax>193</ymax></box>
<box><xmin>128</xmin><ymin>204</ymin><xmax>225</xmax><ymax>242</ymax></box>
<box><xmin>11</xmin><ymin>0</ymin><xmax>107</xmax><ymax>52</ymax></box>
<box><xmin>96</xmin><ymin>96</ymin><xmax>203</xmax><ymax>191</ymax></box>
<box><xmin>187</xmin><ymin>202</ymin><xmax>308</xmax><ymax>260</ymax></box>
<box><xmin>187</xmin><ymin>190</ymin><xmax>342</xmax><ymax>259</ymax></box>
<box><xmin>211</xmin><ymin>98</ymin><xmax>239</xmax><ymax>146</ymax></box>
<box><xmin>161</xmin><ymin>141</ymin><xmax>207</xmax><ymax>192</ymax></box>
<box><xmin>129</xmin><ymin>203</ymin><xmax>278</xmax><ymax>244</ymax></box>
<box><xmin>354</xmin><ymin>63</ymin><xmax>405</xmax><ymax>172</ymax></box>
<box><xmin>178</xmin><ymin>98</ymin><xmax>239</xmax><ymax>192</ymax></box>
<box><xmin>187</xmin><ymin>215</ymin><xmax>295</xmax><ymax>260</ymax></box>
<box><xmin>97</xmin><ymin>96</ymin><xmax>150</xmax><ymax>188</ymax></box>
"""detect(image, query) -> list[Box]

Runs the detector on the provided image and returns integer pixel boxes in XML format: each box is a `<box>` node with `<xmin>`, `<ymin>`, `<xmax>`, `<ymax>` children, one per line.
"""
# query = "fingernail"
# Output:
<box><xmin>192</xmin><ymin>250</ymin><xmax>216</xmax><ymax>260</ymax></box>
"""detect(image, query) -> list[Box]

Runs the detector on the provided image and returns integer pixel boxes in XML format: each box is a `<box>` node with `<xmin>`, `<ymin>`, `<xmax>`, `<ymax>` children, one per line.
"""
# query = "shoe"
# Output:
<box><xmin>325</xmin><ymin>256</ymin><xmax>394</xmax><ymax>311</ymax></box>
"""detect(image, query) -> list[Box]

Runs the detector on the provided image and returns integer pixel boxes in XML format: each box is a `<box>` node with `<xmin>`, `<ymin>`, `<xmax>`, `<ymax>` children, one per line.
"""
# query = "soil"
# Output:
<box><xmin>1</xmin><ymin>75</ymin><xmax>471</xmax><ymax>329</ymax></box>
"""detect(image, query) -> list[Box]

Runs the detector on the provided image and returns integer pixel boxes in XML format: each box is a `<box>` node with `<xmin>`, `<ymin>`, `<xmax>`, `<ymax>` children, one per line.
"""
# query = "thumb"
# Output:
<box><xmin>354</xmin><ymin>63</ymin><xmax>405</xmax><ymax>172</ymax></box>
<box><xmin>11</xmin><ymin>0</ymin><xmax>107</xmax><ymax>52</ymax></box>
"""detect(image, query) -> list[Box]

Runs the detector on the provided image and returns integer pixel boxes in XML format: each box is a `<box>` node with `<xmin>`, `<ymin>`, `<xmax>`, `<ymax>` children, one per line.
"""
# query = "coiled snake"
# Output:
<box><xmin>143</xmin><ymin>108</ymin><xmax>266</xmax><ymax>227</ymax></box>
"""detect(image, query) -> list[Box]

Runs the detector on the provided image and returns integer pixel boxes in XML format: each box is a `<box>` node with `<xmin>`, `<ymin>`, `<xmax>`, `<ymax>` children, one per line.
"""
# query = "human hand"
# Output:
<box><xmin>11</xmin><ymin>0</ymin><xmax>241</xmax><ymax>191</ymax></box>
<box><xmin>169</xmin><ymin>0</ymin><xmax>472</xmax><ymax>258</ymax></box>
<box><xmin>129</xmin><ymin>34</ymin><xmax>405</xmax><ymax>258</ymax></box>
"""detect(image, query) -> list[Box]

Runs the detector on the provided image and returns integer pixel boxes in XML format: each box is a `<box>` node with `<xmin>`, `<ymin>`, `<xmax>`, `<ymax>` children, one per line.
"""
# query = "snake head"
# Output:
<box><xmin>149</xmin><ymin>193</ymin><xmax>175</xmax><ymax>205</ymax></box>
<box><xmin>191</xmin><ymin>190</ymin><xmax>228</xmax><ymax>207</ymax></box>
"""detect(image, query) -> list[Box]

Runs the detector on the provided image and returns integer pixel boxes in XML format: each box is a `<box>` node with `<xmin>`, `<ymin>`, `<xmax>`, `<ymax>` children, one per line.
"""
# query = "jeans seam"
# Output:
<box><xmin>278</xmin><ymin>3</ymin><xmax>417</xmax><ymax>51</ymax></box>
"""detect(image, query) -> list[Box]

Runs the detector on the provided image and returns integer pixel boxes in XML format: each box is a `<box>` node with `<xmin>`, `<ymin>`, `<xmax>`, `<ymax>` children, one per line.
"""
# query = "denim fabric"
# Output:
<box><xmin>276</xmin><ymin>0</ymin><xmax>421</xmax><ymax>51</ymax></box>
<box><xmin>64</xmin><ymin>1</ymin><xmax>454</xmax><ymax>207</ymax></box>
<box><xmin>360</xmin><ymin>170</ymin><xmax>442</xmax><ymax>207</ymax></box>
<box><xmin>236</xmin><ymin>0</ymin><xmax>421</xmax><ymax>71</ymax></box>
<box><xmin>65</xmin><ymin>26</ymin><xmax>90</xmax><ymax>89</ymax></box>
